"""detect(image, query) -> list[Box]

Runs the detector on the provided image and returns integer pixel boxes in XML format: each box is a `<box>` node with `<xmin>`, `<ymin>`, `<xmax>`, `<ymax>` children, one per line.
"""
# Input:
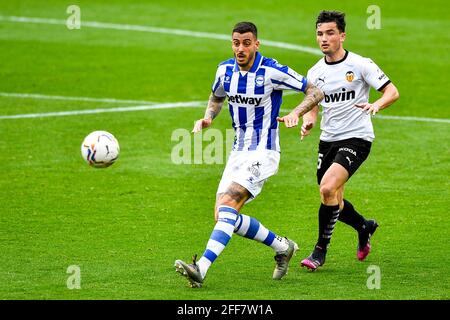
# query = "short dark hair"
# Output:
<box><xmin>232</xmin><ymin>21</ymin><xmax>258</xmax><ymax>38</ymax></box>
<box><xmin>316</xmin><ymin>10</ymin><xmax>346</xmax><ymax>32</ymax></box>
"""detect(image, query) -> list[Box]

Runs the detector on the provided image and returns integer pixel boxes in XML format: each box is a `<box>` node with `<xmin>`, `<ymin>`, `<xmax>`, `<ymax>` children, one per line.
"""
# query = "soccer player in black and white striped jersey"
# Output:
<box><xmin>297</xmin><ymin>10</ymin><xmax>400</xmax><ymax>270</ymax></box>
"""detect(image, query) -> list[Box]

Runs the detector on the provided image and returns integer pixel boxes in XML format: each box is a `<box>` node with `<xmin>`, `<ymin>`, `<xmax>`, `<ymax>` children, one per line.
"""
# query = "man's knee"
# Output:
<box><xmin>320</xmin><ymin>184</ymin><xmax>337</xmax><ymax>201</ymax></box>
<box><xmin>214</xmin><ymin>185</ymin><xmax>249</xmax><ymax>220</ymax></box>
<box><xmin>224</xmin><ymin>183</ymin><xmax>250</xmax><ymax>204</ymax></box>
<box><xmin>214</xmin><ymin>193</ymin><xmax>240</xmax><ymax>222</ymax></box>
<box><xmin>217</xmin><ymin>193</ymin><xmax>241</xmax><ymax>211</ymax></box>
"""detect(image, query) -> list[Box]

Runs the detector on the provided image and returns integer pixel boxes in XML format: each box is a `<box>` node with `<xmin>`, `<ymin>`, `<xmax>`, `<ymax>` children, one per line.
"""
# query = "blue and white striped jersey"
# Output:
<box><xmin>211</xmin><ymin>51</ymin><xmax>307</xmax><ymax>152</ymax></box>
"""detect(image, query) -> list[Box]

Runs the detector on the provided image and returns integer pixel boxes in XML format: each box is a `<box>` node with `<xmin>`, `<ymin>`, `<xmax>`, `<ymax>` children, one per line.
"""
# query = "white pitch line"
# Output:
<box><xmin>0</xmin><ymin>101</ymin><xmax>205</xmax><ymax>119</ymax></box>
<box><xmin>0</xmin><ymin>16</ymin><xmax>448</xmax><ymax>124</ymax></box>
<box><xmin>1</xmin><ymin>98</ymin><xmax>448</xmax><ymax>123</ymax></box>
<box><xmin>278</xmin><ymin>109</ymin><xmax>450</xmax><ymax>124</ymax></box>
<box><xmin>5</xmin><ymin>92</ymin><xmax>447</xmax><ymax>124</ymax></box>
<box><xmin>0</xmin><ymin>92</ymin><xmax>157</xmax><ymax>105</ymax></box>
<box><xmin>371</xmin><ymin>114</ymin><xmax>450</xmax><ymax>124</ymax></box>
<box><xmin>0</xmin><ymin>15</ymin><xmax>323</xmax><ymax>56</ymax></box>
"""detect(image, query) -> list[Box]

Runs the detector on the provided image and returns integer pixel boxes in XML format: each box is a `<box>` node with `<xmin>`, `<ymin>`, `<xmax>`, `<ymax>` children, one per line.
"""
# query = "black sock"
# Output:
<box><xmin>338</xmin><ymin>199</ymin><xmax>367</xmax><ymax>233</ymax></box>
<box><xmin>316</xmin><ymin>203</ymin><xmax>340</xmax><ymax>250</ymax></box>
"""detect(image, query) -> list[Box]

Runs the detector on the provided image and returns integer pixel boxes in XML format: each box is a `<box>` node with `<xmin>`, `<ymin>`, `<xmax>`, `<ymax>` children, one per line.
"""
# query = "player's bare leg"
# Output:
<box><xmin>337</xmin><ymin>185</ymin><xmax>345</xmax><ymax>211</ymax></box>
<box><xmin>301</xmin><ymin>163</ymin><xmax>347</xmax><ymax>270</ymax></box>
<box><xmin>319</xmin><ymin>163</ymin><xmax>348</xmax><ymax>206</ymax></box>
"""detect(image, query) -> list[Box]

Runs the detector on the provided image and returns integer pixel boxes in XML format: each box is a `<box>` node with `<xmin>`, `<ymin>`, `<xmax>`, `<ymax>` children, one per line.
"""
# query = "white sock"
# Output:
<box><xmin>196</xmin><ymin>206</ymin><xmax>238</xmax><ymax>279</ymax></box>
<box><xmin>234</xmin><ymin>213</ymin><xmax>289</xmax><ymax>252</ymax></box>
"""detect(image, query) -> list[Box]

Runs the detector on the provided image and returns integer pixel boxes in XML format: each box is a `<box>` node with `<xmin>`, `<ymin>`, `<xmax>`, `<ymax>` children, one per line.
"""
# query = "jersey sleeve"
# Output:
<box><xmin>270</xmin><ymin>62</ymin><xmax>308</xmax><ymax>93</ymax></box>
<box><xmin>211</xmin><ymin>65</ymin><xmax>226</xmax><ymax>98</ymax></box>
<box><xmin>306</xmin><ymin>68</ymin><xmax>314</xmax><ymax>86</ymax></box>
<box><xmin>361</xmin><ymin>58</ymin><xmax>391</xmax><ymax>91</ymax></box>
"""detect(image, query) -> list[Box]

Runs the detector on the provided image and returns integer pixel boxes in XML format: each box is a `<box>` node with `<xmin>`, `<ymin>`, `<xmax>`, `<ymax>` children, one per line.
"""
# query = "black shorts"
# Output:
<box><xmin>316</xmin><ymin>138</ymin><xmax>372</xmax><ymax>185</ymax></box>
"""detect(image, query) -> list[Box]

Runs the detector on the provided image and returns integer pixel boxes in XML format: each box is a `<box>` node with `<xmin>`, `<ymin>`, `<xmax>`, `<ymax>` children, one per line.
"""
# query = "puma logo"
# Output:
<box><xmin>346</xmin><ymin>156</ymin><xmax>353</xmax><ymax>166</ymax></box>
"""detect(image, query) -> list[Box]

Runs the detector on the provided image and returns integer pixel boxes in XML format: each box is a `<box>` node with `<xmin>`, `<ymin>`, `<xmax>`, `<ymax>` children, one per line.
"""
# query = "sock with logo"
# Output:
<box><xmin>316</xmin><ymin>203</ymin><xmax>340</xmax><ymax>250</ymax></box>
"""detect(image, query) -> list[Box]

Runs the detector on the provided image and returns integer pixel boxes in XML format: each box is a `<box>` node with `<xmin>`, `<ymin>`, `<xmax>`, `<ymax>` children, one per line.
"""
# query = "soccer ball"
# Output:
<box><xmin>81</xmin><ymin>131</ymin><xmax>120</xmax><ymax>168</ymax></box>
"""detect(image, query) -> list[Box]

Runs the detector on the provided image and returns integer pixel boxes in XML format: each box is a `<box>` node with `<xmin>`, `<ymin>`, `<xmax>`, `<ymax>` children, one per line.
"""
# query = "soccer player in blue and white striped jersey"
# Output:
<box><xmin>174</xmin><ymin>21</ymin><xmax>323</xmax><ymax>288</ymax></box>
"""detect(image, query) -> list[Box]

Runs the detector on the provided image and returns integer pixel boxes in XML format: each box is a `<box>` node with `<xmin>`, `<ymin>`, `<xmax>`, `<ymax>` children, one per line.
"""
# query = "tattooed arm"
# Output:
<box><xmin>277</xmin><ymin>82</ymin><xmax>324</xmax><ymax>128</ymax></box>
<box><xmin>192</xmin><ymin>93</ymin><xmax>226</xmax><ymax>133</ymax></box>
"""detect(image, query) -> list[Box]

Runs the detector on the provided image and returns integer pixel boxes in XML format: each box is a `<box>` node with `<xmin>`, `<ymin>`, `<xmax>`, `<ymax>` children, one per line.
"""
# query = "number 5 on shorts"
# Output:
<box><xmin>317</xmin><ymin>153</ymin><xmax>324</xmax><ymax>169</ymax></box>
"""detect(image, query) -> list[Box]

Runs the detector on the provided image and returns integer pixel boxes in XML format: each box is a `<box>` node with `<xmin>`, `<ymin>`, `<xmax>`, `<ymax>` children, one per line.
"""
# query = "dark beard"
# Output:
<box><xmin>235</xmin><ymin>52</ymin><xmax>254</xmax><ymax>69</ymax></box>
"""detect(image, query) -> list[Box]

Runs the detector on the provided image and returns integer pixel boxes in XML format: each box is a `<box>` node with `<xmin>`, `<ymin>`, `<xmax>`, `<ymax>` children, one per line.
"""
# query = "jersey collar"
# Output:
<box><xmin>324</xmin><ymin>49</ymin><xmax>349</xmax><ymax>65</ymax></box>
<box><xmin>233</xmin><ymin>51</ymin><xmax>263</xmax><ymax>72</ymax></box>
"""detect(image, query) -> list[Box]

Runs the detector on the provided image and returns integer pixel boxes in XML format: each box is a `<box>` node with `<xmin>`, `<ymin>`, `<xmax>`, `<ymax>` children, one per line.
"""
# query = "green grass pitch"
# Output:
<box><xmin>0</xmin><ymin>0</ymin><xmax>449</xmax><ymax>299</ymax></box>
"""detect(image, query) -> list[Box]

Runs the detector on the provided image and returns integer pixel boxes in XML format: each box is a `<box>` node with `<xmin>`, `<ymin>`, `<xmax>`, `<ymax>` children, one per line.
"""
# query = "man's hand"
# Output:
<box><xmin>192</xmin><ymin>118</ymin><xmax>212</xmax><ymax>133</ymax></box>
<box><xmin>277</xmin><ymin>113</ymin><xmax>299</xmax><ymax>128</ymax></box>
<box><xmin>301</xmin><ymin>120</ymin><xmax>314</xmax><ymax>140</ymax></box>
<box><xmin>355</xmin><ymin>102</ymin><xmax>380</xmax><ymax>116</ymax></box>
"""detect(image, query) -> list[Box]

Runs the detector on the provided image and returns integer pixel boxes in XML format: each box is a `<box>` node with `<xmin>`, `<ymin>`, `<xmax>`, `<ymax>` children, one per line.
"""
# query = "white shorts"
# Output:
<box><xmin>216</xmin><ymin>149</ymin><xmax>280</xmax><ymax>202</ymax></box>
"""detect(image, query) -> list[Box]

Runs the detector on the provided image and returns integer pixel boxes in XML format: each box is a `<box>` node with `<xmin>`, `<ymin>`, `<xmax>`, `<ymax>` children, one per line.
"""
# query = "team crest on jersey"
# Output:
<box><xmin>224</xmin><ymin>75</ymin><xmax>231</xmax><ymax>84</ymax></box>
<box><xmin>255</xmin><ymin>75</ymin><xmax>265</xmax><ymax>87</ymax></box>
<box><xmin>345</xmin><ymin>71</ymin><xmax>354</xmax><ymax>82</ymax></box>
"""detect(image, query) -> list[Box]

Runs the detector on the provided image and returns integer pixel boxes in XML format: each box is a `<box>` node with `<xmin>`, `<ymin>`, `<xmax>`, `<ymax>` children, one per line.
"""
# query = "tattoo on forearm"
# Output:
<box><xmin>294</xmin><ymin>85</ymin><xmax>324</xmax><ymax>117</ymax></box>
<box><xmin>204</xmin><ymin>94</ymin><xmax>225</xmax><ymax>120</ymax></box>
